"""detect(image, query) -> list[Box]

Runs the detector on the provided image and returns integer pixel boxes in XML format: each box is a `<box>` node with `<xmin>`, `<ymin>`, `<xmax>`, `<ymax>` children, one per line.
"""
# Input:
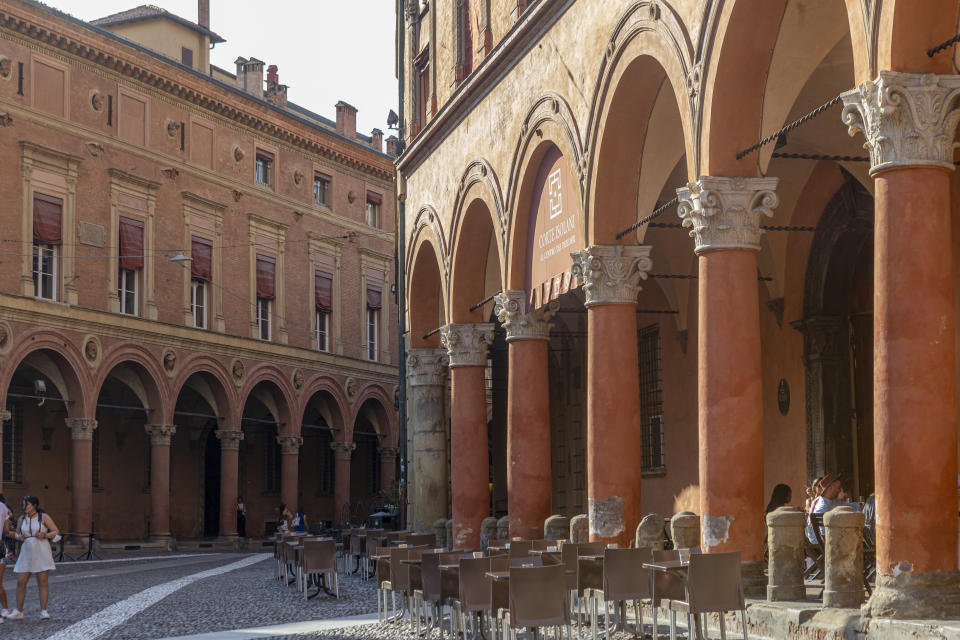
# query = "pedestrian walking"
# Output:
<box><xmin>7</xmin><ymin>495</ymin><xmax>58</xmax><ymax>620</ymax></box>
<box><xmin>236</xmin><ymin>496</ymin><xmax>247</xmax><ymax>538</ymax></box>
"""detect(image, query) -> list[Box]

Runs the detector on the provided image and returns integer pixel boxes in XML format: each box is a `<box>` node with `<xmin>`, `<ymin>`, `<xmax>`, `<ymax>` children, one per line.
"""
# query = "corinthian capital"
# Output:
<box><xmin>676</xmin><ymin>176</ymin><xmax>779</xmax><ymax>253</ymax></box>
<box><xmin>571</xmin><ymin>245</ymin><xmax>653</xmax><ymax>307</ymax></box>
<box><xmin>277</xmin><ymin>435</ymin><xmax>303</xmax><ymax>455</ymax></box>
<box><xmin>841</xmin><ymin>71</ymin><xmax>960</xmax><ymax>175</ymax></box>
<box><xmin>493</xmin><ymin>290</ymin><xmax>558</xmax><ymax>341</ymax></box>
<box><xmin>440</xmin><ymin>323</ymin><xmax>494</xmax><ymax>367</ymax></box>
<box><xmin>331</xmin><ymin>441</ymin><xmax>356</xmax><ymax>460</ymax></box>
<box><xmin>406</xmin><ymin>348</ymin><xmax>449</xmax><ymax>386</ymax></box>
<box><xmin>216</xmin><ymin>429</ymin><xmax>244</xmax><ymax>450</ymax></box>
<box><xmin>145</xmin><ymin>424</ymin><xmax>176</xmax><ymax>446</ymax></box>
<box><xmin>66</xmin><ymin>418</ymin><xmax>97</xmax><ymax>441</ymax></box>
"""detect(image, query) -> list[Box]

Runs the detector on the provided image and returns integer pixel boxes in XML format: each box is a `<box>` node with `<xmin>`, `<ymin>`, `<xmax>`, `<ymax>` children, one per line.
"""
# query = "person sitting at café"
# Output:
<box><xmin>806</xmin><ymin>473</ymin><xmax>844</xmax><ymax>544</ymax></box>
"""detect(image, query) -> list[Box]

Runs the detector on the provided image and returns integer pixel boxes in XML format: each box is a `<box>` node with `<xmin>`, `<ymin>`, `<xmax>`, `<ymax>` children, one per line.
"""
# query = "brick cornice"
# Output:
<box><xmin>0</xmin><ymin>2</ymin><xmax>394</xmax><ymax>182</ymax></box>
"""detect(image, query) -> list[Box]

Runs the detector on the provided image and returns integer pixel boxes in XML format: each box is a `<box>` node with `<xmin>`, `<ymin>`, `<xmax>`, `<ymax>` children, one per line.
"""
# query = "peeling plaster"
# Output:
<box><xmin>702</xmin><ymin>514</ymin><xmax>735</xmax><ymax>548</ymax></box>
<box><xmin>891</xmin><ymin>561</ymin><xmax>913</xmax><ymax>576</ymax></box>
<box><xmin>588</xmin><ymin>496</ymin><xmax>624</xmax><ymax>538</ymax></box>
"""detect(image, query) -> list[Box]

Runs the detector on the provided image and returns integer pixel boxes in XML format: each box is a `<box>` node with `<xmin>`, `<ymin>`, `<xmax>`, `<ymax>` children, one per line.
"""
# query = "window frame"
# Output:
<box><xmin>2</xmin><ymin>403</ymin><xmax>23</xmax><ymax>485</ymax></box>
<box><xmin>191</xmin><ymin>279</ymin><xmax>207</xmax><ymax>329</ymax></box>
<box><xmin>255</xmin><ymin>149</ymin><xmax>274</xmax><ymax>188</ymax></box>
<box><xmin>637</xmin><ymin>323</ymin><xmax>665</xmax><ymax>474</ymax></box>
<box><xmin>118</xmin><ymin>266</ymin><xmax>139</xmax><ymax>316</ymax></box>
<box><xmin>32</xmin><ymin>242</ymin><xmax>58</xmax><ymax>301</ymax></box>
<box><xmin>313</xmin><ymin>172</ymin><xmax>331</xmax><ymax>208</ymax></box>
<box><xmin>257</xmin><ymin>296</ymin><xmax>272</xmax><ymax>341</ymax></box>
<box><xmin>365</xmin><ymin>197</ymin><xmax>381</xmax><ymax>229</ymax></box>
<box><xmin>316</xmin><ymin>308</ymin><xmax>329</xmax><ymax>352</ymax></box>
<box><xmin>366</xmin><ymin>307</ymin><xmax>379</xmax><ymax>361</ymax></box>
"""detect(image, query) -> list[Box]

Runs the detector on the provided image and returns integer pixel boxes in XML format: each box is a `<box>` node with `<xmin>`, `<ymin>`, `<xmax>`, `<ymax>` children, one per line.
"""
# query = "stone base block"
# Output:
<box><xmin>742</xmin><ymin>560</ymin><xmax>767</xmax><ymax>598</ymax></box>
<box><xmin>863</xmin><ymin>570</ymin><xmax>960</xmax><ymax>619</ymax></box>
<box><xmin>767</xmin><ymin>582</ymin><xmax>805</xmax><ymax>602</ymax></box>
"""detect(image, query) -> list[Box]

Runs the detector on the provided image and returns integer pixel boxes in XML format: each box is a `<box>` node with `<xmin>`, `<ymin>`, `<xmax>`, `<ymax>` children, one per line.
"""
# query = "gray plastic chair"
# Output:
<box><xmin>667</xmin><ymin>551</ymin><xmax>747</xmax><ymax>640</ymax></box>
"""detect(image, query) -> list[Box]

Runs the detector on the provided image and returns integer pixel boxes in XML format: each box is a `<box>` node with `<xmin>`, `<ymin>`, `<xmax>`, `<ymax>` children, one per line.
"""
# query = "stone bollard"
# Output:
<box><xmin>671</xmin><ymin>511</ymin><xmax>700</xmax><ymax>549</ymax></box>
<box><xmin>570</xmin><ymin>514</ymin><xmax>589</xmax><ymax>543</ymax></box>
<box><xmin>497</xmin><ymin>516</ymin><xmax>510</xmax><ymax>541</ymax></box>
<box><xmin>445</xmin><ymin>519</ymin><xmax>453</xmax><ymax>549</ymax></box>
<box><xmin>434</xmin><ymin>518</ymin><xmax>448</xmax><ymax>549</ymax></box>
<box><xmin>636</xmin><ymin>514</ymin><xmax>665</xmax><ymax>550</ymax></box>
<box><xmin>824</xmin><ymin>506</ymin><xmax>865</xmax><ymax>608</ymax></box>
<box><xmin>481</xmin><ymin>517</ymin><xmax>499</xmax><ymax>547</ymax></box>
<box><xmin>544</xmin><ymin>515</ymin><xmax>569</xmax><ymax>541</ymax></box>
<box><xmin>766</xmin><ymin>506</ymin><xmax>807</xmax><ymax>601</ymax></box>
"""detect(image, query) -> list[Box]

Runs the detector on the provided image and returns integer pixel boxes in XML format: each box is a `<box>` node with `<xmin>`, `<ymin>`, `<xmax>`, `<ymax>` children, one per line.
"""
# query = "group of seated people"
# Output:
<box><xmin>764</xmin><ymin>473</ymin><xmax>876</xmax><ymax>546</ymax></box>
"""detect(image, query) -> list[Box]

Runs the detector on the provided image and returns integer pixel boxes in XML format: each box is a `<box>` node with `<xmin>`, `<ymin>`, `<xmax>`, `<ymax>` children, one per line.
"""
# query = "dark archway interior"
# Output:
<box><xmin>351</xmin><ymin>400</ymin><xmax>382</xmax><ymax>522</ymax></box>
<box><xmin>173</xmin><ymin>376</ymin><xmax>220</xmax><ymax>539</ymax></box>
<box><xmin>301</xmin><ymin>396</ymin><xmax>335</xmax><ymax>526</ymax></box>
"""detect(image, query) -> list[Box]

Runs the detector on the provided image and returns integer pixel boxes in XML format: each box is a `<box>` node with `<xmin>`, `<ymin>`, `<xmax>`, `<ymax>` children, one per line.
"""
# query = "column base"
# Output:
<box><xmin>741</xmin><ymin>561</ymin><xmax>767</xmax><ymax>598</ymax></box>
<box><xmin>863</xmin><ymin>571</ymin><xmax>960</xmax><ymax>619</ymax></box>
<box><xmin>767</xmin><ymin>581</ymin><xmax>805</xmax><ymax>602</ymax></box>
<box><xmin>149</xmin><ymin>535</ymin><xmax>175</xmax><ymax>551</ymax></box>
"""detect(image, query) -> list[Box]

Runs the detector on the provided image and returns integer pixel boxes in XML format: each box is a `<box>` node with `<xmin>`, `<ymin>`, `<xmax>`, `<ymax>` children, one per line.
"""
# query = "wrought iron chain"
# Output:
<box><xmin>651</xmin><ymin>273</ymin><xmax>773</xmax><ymax>281</ymax></box>
<box><xmin>928</xmin><ymin>33</ymin><xmax>960</xmax><ymax>57</ymax></box>
<box><xmin>736</xmin><ymin>95</ymin><xmax>843</xmax><ymax>160</ymax></box>
<box><xmin>771</xmin><ymin>152</ymin><xmax>869</xmax><ymax>162</ymax></box>
<box><xmin>615</xmin><ymin>196</ymin><xmax>679</xmax><ymax>240</ymax></box>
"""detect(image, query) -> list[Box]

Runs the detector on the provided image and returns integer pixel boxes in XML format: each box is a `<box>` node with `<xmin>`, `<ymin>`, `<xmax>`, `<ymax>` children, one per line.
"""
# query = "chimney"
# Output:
<box><xmin>335</xmin><ymin>101</ymin><xmax>357</xmax><ymax>139</ymax></box>
<box><xmin>386</xmin><ymin>135</ymin><xmax>399</xmax><ymax>158</ymax></box>
<box><xmin>244</xmin><ymin>58</ymin><xmax>264</xmax><ymax>96</ymax></box>
<box><xmin>234</xmin><ymin>57</ymin><xmax>248</xmax><ymax>90</ymax></box>
<box><xmin>198</xmin><ymin>0</ymin><xmax>209</xmax><ymax>28</ymax></box>
<box><xmin>265</xmin><ymin>65</ymin><xmax>288</xmax><ymax>107</ymax></box>
<box><xmin>371</xmin><ymin>128</ymin><xmax>383</xmax><ymax>152</ymax></box>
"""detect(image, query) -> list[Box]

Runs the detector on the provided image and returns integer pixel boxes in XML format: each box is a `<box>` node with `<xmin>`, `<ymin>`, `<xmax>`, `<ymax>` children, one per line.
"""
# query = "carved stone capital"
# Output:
<box><xmin>215</xmin><ymin>429</ymin><xmax>244</xmax><ymax>451</ymax></box>
<box><xmin>145</xmin><ymin>424</ymin><xmax>176</xmax><ymax>446</ymax></box>
<box><xmin>841</xmin><ymin>71</ymin><xmax>960</xmax><ymax>175</ymax></box>
<box><xmin>277</xmin><ymin>435</ymin><xmax>303</xmax><ymax>455</ymax></box>
<box><xmin>676</xmin><ymin>177</ymin><xmax>779</xmax><ymax>253</ymax></box>
<box><xmin>493</xmin><ymin>290</ymin><xmax>558</xmax><ymax>342</ymax></box>
<box><xmin>570</xmin><ymin>244</ymin><xmax>653</xmax><ymax>307</ymax></box>
<box><xmin>331</xmin><ymin>441</ymin><xmax>356</xmax><ymax>460</ymax></box>
<box><xmin>379</xmin><ymin>445</ymin><xmax>400</xmax><ymax>459</ymax></box>
<box><xmin>406</xmin><ymin>348</ymin><xmax>449</xmax><ymax>387</ymax></box>
<box><xmin>440</xmin><ymin>323</ymin><xmax>494</xmax><ymax>367</ymax></box>
<box><xmin>66</xmin><ymin>418</ymin><xmax>97</xmax><ymax>441</ymax></box>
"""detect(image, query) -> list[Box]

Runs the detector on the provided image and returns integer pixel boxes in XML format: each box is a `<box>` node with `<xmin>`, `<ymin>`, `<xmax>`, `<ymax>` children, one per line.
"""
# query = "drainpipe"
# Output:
<box><xmin>395</xmin><ymin>0</ymin><xmax>408</xmax><ymax>532</ymax></box>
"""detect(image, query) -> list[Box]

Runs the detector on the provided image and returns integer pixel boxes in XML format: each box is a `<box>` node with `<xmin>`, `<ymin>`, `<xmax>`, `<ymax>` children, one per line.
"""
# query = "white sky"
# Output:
<box><xmin>46</xmin><ymin>0</ymin><xmax>399</xmax><ymax>136</ymax></box>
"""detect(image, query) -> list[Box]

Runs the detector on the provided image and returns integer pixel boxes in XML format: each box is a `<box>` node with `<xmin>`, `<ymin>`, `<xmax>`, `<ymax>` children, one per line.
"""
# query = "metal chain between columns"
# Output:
<box><xmin>928</xmin><ymin>33</ymin><xmax>960</xmax><ymax>57</ymax></box>
<box><xmin>735</xmin><ymin>95</ymin><xmax>843</xmax><ymax>160</ymax></box>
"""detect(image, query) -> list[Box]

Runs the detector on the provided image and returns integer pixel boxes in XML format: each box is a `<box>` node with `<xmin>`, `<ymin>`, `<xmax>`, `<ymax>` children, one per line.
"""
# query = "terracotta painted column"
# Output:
<box><xmin>216</xmin><ymin>429</ymin><xmax>243</xmax><ymax>538</ymax></box>
<box><xmin>571</xmin><ymin>245</ymin><xmax>652</xmax><ymax>546</ymax></box>
<box><xmin>331</xmin><ymin>441</ymin><xmax>355</xmax><ymax>525</ymax></box>
<box><xmin>677</xmin><ymin>177</ymin><xmax>778</xmax><ymax>577</ymax></box>
<box><xmin>66</xmin><ymin>418</ymin><xmax>97</xmax><ymax>535</ymax></box>
<box><xmin>494</xmin><ymin>290</ymin><xmax>556</xmax><ymax>540</ymax></box>
<box><xmin>145</xmin><ymin>424</ymin><xmax>176</xmax><ymax>540</ymax></box>
<box><xmin>441</xmin><ymin>322</ymin><xmax>495</xmax><ymax>549</ymax></box>
<box><xmin>406</xmin><ymin>349</ymin><xmax>449</xmax><ymax>533</ymax></box>
<box><xmin>277</xmin><ymin>435</ymin><xmax>303</xmax><ymax>513</ymax></box>
<box><xmin>842</xmin><ymin>72</ymin><xmax>960</xmax><ymax>618</ymax></box>
<box><xmin>379</xmin><ymin>446</ymin><xmax>399</xmax><ymax>494</ymax></box>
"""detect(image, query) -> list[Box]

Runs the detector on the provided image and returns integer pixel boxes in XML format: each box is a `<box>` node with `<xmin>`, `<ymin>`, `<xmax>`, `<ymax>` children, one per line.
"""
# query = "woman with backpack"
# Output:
<box><xmin>7</xmin><ymin>495</ymin><xmax>58</xmax><ymax>620</ymax></box>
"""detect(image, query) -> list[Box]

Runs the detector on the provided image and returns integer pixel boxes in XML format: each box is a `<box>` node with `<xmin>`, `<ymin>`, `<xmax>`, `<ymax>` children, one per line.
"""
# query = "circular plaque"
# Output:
<box><xmin>777</xmin><ymin>378</ymin><xmax>790</xmax><ymax>416</ymax></box>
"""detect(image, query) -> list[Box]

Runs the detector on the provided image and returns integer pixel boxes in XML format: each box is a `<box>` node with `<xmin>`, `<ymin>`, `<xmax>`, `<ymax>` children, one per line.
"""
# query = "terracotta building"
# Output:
<box><xmin>398</xmin><ymin>0</ymin><xmax>960</xmax><ymax>621</ymax></box>
<box><xmin>0</xmin><ymin>0</ymin><xmax>399</xmax><ymax>544</ymax></box>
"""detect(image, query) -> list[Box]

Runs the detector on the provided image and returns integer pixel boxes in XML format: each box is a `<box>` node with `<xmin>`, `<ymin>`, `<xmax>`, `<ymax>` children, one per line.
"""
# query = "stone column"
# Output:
<box><xmin>216</xmin><ymin>429</ymin><xmax>243</xmax><ymax>537</ymax></box>
<box><xmin>677</xmin><ymin>177</ymin><xmax>778</xmax><ymax>567</ymax></box>
<box><xmin>824</xmin><ymin>506</ymin><xmax>865</xmax><ymax>608</ymax></box>
<box><xmin>494</xmin><ymin>290</ymin><xmax>556</xmax><ymax>540</ymax></box>
<box><xmin>145</xmin><ymin>424</ymin><xmax>176</xmax><ymax>540</ymax></box>
<box><xmin>331</xmin><ymin>441</ymin><xmax>355</xmax><ymax>525</ymax></box>
<box><xmin>407</xmin><ymin>349</ymin><xmax>449</xmax><ymax>533</ymax></box>
<box><xmin>572</xmin><ymin>244</ymin><xmax>652</xmax><ymax>545</ymax></box>
<box><xmin>441</xmin><ymin>322</ymin><xmax>494</xmax><ymax>549</ymax></box>
<box><xmin>842</xmin><ymin>72</ymin><xmax>960</xmax><ymax>618</ymax></box>
<box><xmin>378</xmin><ymin>446</ymin><xmax>399</xmax><ymax>494</ymax></box>
<box><xmin>766</xmin><ymin>506</ymin><xmax>806</xmax><ymax>601</ymax></box>
<box><xmin>67</xmin><ymin>418</ymin><xmax>97</xmax><ymax>534</ymax></box>
<box><xmin>277</xmin><ymin>435</ymin><xmax>303</xmax><ymax>513</ymax></box>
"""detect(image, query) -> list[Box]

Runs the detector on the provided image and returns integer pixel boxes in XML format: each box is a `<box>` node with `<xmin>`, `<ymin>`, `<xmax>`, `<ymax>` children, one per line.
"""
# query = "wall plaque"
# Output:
<box><xmin>78</xmin><ymin>221</ymin><xmax>105</xmax><ymax>248</ymax></box>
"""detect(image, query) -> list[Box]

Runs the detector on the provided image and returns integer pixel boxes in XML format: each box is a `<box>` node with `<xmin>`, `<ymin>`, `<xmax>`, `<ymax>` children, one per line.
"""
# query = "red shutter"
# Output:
<box><xmin>256</xmin><ymin>254</ymin><xmax>276</xmax><ymax>300</ymax></box>
<box><xmin>33</xmin><ymin>193</ymin><xmax>63</xmax><ymax>245</ymax></box>
<box><xmin>366</xmin><ymin>285</ymin><xmax>382</xmax><ymax>310</ymax></box>
<box><xmin>118</xmin><ymin>217</ymin><xmax>144</xmax><ymax>270</ymax></box>
<box><xmin>366</xmin><ymin>191</ymin><xmax>382</xmax><ymax>205</ymax></box>
<box><xmin>191</xmin><ymin>236</ymin><xmax>212</xmax><ymax>281</ymax></box>
<box><xmin>315</xmin><ymin>271</ymin><xmax>333</xmax><ymax>312</ymax></box>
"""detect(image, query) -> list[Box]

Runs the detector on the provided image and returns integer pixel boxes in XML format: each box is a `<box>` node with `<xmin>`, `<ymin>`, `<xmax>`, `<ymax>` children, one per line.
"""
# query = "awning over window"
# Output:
<box><xmin>366</xmin><ymin>191</ymin><xmax>382</xmax><ymax>205</ymax></box>
<box><xmin>315</xmin><ymin>271</ymin><xmax>333</xmax><ymax>313</ymax></box>
<box><xmin>256</xmin><ymin>254</ymin><xmax>276</xmax><ymax>300</ymax></box>
<box><xmin>33</xmin><ymin>193</ymin><xmax>63</xmax><ymax>245</ymax></box>
<box><xmin>119</xmin><ymin>216</ymin><xmax>144</xmax><ymax>270</ymax></box>
<box><xmin>191</xmin><ymin>236</ymin><xmax>212</xmax><ymax>282</ymax></box>
<box><xmin>366</xmin><ymin>285</ymin><xmax>382</xmax><ymax>310</ymax></box>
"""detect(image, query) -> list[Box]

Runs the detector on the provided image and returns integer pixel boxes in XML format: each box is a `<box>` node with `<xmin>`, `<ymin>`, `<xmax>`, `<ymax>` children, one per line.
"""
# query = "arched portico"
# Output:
<box><xmin>300</xmin><ymin>377</ymin><xmax>348</xmax><ymax>527</ymax></box>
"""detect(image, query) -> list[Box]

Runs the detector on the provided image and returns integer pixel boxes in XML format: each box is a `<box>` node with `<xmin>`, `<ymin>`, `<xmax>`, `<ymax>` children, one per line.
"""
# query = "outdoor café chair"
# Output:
<box><xmin>455</xmin><ymin>556</ymin><xmax>495</xmax><ymax>639</ymax></box>
<box><xmin>502</xmin><ymin>564</ymin><xmax>572</xmax><ymax>640</ymax></box>
<box><xmin>301</xmin><ymin>539</ymin><xmax>338</xmax><ymax>600</ymax></box>
<box><xmin>587</xmin><ymin>547</ymin><xmax>653</xmax><ymax>640</ymax></box>
<box><xmin>666</xmin><ymin>550</ymin><xmax>747</xmax><ymax>640</ymax></box>
<box><xmin>412</xmin><ymin>550</ymin><xmax>455</xmax><ymax>638</ymax></box>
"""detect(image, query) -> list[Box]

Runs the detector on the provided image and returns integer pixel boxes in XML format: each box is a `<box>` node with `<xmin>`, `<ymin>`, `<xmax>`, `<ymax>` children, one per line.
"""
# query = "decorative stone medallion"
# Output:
<box><xmin>233</xmin><ymin>146</ymin><xmax>245</xmax><ymax>163</ymax></box>
<box><xmin>231</xmin><ymin>359</ymin><xmax>245</xmax><ymax>386</ymax></box>
<box><xmin>162</xmin><ymin>349</ymin><xmax>177</xmax><ymax>377</ymax></box>
<box><xmin>90</xmin><ymin>90</ymin><xmax>104</xmax><ymax>113</ymax></box>
<box><xmin>0</xmin><ymin>57</ymin><xmax>10</xmax><ymax>80</ymax></box>
<box><xmin>0</xmin><ymin>321</ymin><xmax>10</xmax><ymax>355</ymax></box>
<box><xmin>83</xmin><ymin>336</ymin><xmax>101</xmax><ymax>365</ymax></box>
<box><xmin>292</xmin><ymin>369</ymin><xmax>304</xmax><ymax>393</ymax></box>
<box><xmin>293</xmin><ymin>169</ymin><xmax>304</xmax><ymax>186</ymax></box>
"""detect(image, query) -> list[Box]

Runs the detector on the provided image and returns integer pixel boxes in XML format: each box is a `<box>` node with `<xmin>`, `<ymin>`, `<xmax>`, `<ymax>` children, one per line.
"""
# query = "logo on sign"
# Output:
<box><xmin>548</xmin><ymin>167</ymin><xmax>563</xmax><ymax>219</ymax></box>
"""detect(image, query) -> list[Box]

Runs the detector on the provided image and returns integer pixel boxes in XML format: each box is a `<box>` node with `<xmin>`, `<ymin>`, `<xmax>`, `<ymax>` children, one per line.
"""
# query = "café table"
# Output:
<box><xmin>642</xmin><ymin>559</ymin><xmax>691</xmax><ymax>640</ymax></box>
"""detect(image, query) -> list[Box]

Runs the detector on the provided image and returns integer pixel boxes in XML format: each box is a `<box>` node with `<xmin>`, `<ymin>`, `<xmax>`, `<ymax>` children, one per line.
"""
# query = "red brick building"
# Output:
<box><xmin>0</xmin><ymin>0</ymin><xmax>399</xmax><ymax>543</ymax></box>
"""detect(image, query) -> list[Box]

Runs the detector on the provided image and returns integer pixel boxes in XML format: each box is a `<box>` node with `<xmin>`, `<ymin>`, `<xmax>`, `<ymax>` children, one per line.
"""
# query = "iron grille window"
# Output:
<box><xmin>638</xmin><ymin>324</ymin><xmax>665</xmax><ymax>471</ymax></box>
<box><xmin>319</xmin><ymin>437</ymin><xmax>334</xmax><ymax>496</ymax></box>
<box><xmin>265</xmin><ymin>429</ymin><xmax>281</xmax><ymax>493</ymax></box>
<box><xmin>2</xmin><ymin>403</ymin><xmax>22</xmax><ymax>484</ymax></box>
<box><xmin>92</xmin><ymin>426</ymin><xmax>101</xmax><ymax>488</ymax></box>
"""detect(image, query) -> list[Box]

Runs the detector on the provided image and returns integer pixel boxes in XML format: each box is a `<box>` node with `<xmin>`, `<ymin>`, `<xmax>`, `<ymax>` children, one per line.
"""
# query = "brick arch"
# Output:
<box><xmin>299</xmin><ymin>374</ymin><xmax>350</xmax><ymax>440</ymax></box>
<box><xmin>449</xmin><ymin>192</ymin><xmax>504</xmax><ymax>323</ymax></box>
<box><xmin>94</xmin><ymin>343</ymin><xmax>172</xmax><ymax>425</ymax></box>
<box><xmin>408</xmin><ymin>218</ymin><xmax>448</xmax><ymax>348</ymax></box>
<box><xmin>0</xmin><ymin>328</ymin><xmax>93</xmax><ymax>419</ymax></box>
<box><xmin>449</xmin><ymin>158</ymin><xmax>507</xmax><ymax>277</ymax></box>
<box><xmin>349</xmin><ymin>383</ymin><xmax>397</xmax><ymax>446</ymax></box>
<box><xmin>238</xmin><ymin>363</ymin><xmax>298</xmax><ymax>436</ymax></box>
<box><xmin>170</xmin><ymin>354</ymin><xmax>238</xmax><ymax>426</ymax></box>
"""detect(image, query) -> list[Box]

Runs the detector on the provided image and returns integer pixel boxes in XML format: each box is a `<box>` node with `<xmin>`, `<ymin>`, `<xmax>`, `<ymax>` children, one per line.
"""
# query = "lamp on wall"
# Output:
<box><xmin>168</xmin><ymin>251</ymin><xmax>191</xmax><ymax>263</ymax></box>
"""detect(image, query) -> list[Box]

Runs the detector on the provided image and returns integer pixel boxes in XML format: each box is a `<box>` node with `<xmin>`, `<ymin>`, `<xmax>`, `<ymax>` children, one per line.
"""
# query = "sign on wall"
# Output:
<box><xmin>525</xmin><ymin>146</ymin><xmax>582</xmax><ymax>309</ymax></box>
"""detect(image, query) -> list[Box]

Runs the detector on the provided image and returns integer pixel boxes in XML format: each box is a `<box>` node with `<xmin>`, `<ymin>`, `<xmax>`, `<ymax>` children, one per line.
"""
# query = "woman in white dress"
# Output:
<box><xmin>7</xmin><ymin>495</ymin><xmax>58</xmax><ymax>620</ymax></box>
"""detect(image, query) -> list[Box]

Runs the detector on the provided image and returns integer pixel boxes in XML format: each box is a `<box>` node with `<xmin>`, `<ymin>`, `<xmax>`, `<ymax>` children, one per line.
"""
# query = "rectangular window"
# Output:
<box><xmin>257</xmin><ymin>297</ymin><xmax>271</xmax><ymax>341</ymax></box>
<box><xmin>181</xmin><ymin>46</ymin><xmax>193</xmax><ymax>67</ymax></box>
<box><xmin>191</xmin><ymin>280</ymin><xmax>207</xmax><ymax>329</ymax></box>
<box><xmin>314</xmin><ymin>172</ymin><xmax>330</xmax><ymax>207</ymax></box>
<box><xmin>92</xmin><ymin>426</ymin><xmax>101</xmax><ymax>489</ymax></box>
<box><xmin>365</xmin><ymin>192</ymin><xmax>382</xmax><ymax>228</ymax></box>
<box><xmin>414</xmin><ymin>47</ymin><xmax>430</xmax><ymax>135</ymax></box>
<box><xmin>315</xmin><ymin>270</ymin><xmax>333</xmax><ymax>352</ymax></box>
<box><xmin>316</xmin><ymin>310</ymin><xmax>329</xmax><ymax>352</ymax></box>
<box><xmin>191</xmin><ymin>236</ymin><xmax>212</xmax><ymax>329</ymax></box>
<box><xmin>255</xmin><ymin>149</ymin><xmax>274</xmax><ymax>187</ymax></box>
<box><xmin>2</xmin><ymin>403</ymin><xmax>22</xmax><ymax>484</ymax></box>
<box><xmin>32</xmin><ymin>193</ymin><xmax>62</xmax><ymax>301</ymax></box>
<box><xmin>118</xmin><ymin>267</ymin><xmax>138</xmax><ymax>315</ymax></box>
<box><xmin>366</xmin><ymin>284</ymin><xmax>382</xmax><ymax>361</ymax></box>
<box><xmin>32</xmin><ymin>243</ymin><xmax>57</xmax><ymax>301</ymax></box>
<box><xmin>638</xmin><ymin>323</ymin><xmax>665</xmax><ymax>471</ymax></box>
<box><xmin>255</xmin><ymin>254</ymin><xmax>275</xmax><ymax>341</ymax></box>
<box><xmin>118</xmin><ymin>216</ymin><xmax>144</xmax><ymax>316</ymax></box>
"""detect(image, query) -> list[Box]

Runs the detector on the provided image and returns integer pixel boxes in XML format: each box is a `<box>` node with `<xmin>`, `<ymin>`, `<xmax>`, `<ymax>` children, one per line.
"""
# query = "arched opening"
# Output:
<box><xmin>409</xmin><ymin>237</ymin><xmax>446</xmax><ymax>349</ymax></box>
<box><xmin>239</xmin><ymin>380</ymin><xmax>291</xmax><ymax>537</ymax></box>
<box><xmin>300</xmin><ymin>389</ymin><xmax>340</xmax><ymax>527</ymax></box>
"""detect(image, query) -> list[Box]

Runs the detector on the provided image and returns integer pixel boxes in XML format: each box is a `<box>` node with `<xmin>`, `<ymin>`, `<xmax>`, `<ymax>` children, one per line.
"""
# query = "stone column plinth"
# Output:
<box><xmin>145</xmin><ymin>424</ymin><xmax>176</xmax><ymax>540</ymax></box>
<box><xmin>766</xmin><ymin>506</ymin><xmax>806</xmax><ymax>601</ymax></box>
<box><xmin>441</xmin><ymin>322</ymin><xmax>494</xmax><ymax>549</ymax></box>
<box><xmin>277</xmin><ymin>435</ymin><xmax>303</xmax><ymax>512</ymax></box>
<box><xmin>636</xmin><ymin>513</ymin><xmax>665</xmax><ymax>550</ymax></box>
<box><xmin>824</xmin><ymin>506</ymin><xmax>865</xmax><ymax>608</ymax></box>
<box><xmin>677</xmin><ymin>176</ymin><xmax>778</xmax><ymax>564</ymax></box>
<box><xmin>378</xmin><ymin>446</ymin><xmax>399</xmax><ymax>494</ymax></box>
<box><xmin>216</xmin><ymin>429</ymin><xmax>243</xmax><ymax>537</ymax></box>
<box><xmin>842</xmin><ymin>71</ymin><xmax>960</xmax><ymax>618</ymax></box>
<box><xmin>407</xmin><ymin>348</ymin><xmax>449</xmax><ymax>534</ymax></box>
<box><xmin>671</xmin><ymin>512</ymin><xmax>700</xmax><ymax>550</ymax></box>
<box><xmin>495</xmin><ymin>290</ymin><xmax>555</xmax><ymax>540</ymax></box>
<box><xmin>497</xmin><ymin>515</ymin><xmax>510</xmax><ymax>541</ymax></box>
<box><xmin>570</xmin><ymin>514</ymin><xmax>588</xmax><ymax>543</ymax></box>
<box><xmin>481</xmin><ymin>516</ymin><xmax>499</xmax><ymax>547</ymax></box>
<box><xmin>544</xmin><ymin>514</ymin><xmax>569</xmax><ymax>541</ymax></box>
<box><xmin>572</xmin><ymin>244</ymin><xmax>652</xmax><ymax>546</ymax></box>
<box><xmin>331</xmin><ymin>441</ymin><xmax>355</xmax><ymax>525</ymax></box>
<box><xmin>67</xmin><ymin>418</ymin><xmax>97</xmax><ymax>534</ymax></box>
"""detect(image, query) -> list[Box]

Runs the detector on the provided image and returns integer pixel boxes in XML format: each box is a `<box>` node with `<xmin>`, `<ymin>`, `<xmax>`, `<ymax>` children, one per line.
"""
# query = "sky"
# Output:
<box><xmin>45</xmin><ymin>0</ymin><xmax>399</xmax><ymax>136</ymax></box>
